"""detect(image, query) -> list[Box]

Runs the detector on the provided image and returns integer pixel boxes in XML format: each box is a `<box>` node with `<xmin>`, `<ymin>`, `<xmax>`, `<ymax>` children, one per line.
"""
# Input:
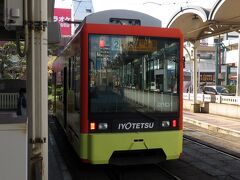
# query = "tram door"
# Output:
<box><xmin>63</xmin><ymin>67</ymin><xmax>68</xmax><ymax>128</ymax></box>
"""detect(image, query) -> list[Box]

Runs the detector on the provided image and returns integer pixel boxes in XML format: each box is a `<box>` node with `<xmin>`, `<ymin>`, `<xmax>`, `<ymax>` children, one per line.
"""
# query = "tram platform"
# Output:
<box><xmin>184</xmin><ymin>110</ymin><xmax>240</xmax><ymax>137</ymax></box>
<box><xmin>49</xmin><ymin>123</ymin><xmax>72</xmax><ymax>180</ymax></box>
<box><xmin>0</xmin><ymin>111</ymin><xmax>71</xmax><ymax>180</ymax></box>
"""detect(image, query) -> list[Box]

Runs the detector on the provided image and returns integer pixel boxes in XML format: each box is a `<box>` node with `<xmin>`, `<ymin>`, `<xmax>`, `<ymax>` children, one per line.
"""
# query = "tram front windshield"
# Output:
<box><xmin>89</xmin><ymin>34</ymin><xmax>180</xmax><ymax>114</ymax></box>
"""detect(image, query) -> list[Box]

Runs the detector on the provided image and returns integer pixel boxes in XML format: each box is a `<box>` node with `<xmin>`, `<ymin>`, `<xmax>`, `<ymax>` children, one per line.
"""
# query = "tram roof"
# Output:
<box><xmin>84</xmin><ymin>9</ymin><xmax>162</xmax><ymax>27</ymax></box>
<box><xmin>74</xmin><ymin>9</ymin><xmax>162</xmax><ymax>35</ymax></box>
<box><xmin>63</xmin><ymin>9</ymin><xmax>163</xmax><ymax>55</ymax></box>
<box><xmin>167</xmin><ymin>0</ymin><xmax>240</xmax><ymax>41</ymax></box>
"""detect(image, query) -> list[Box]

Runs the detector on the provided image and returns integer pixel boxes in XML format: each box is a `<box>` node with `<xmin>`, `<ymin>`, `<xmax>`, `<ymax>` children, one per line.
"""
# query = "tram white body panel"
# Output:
<box><xmin>85</xmin><ymin>9</ymin><xmax>162</xmax><ymax>27</ymax></box>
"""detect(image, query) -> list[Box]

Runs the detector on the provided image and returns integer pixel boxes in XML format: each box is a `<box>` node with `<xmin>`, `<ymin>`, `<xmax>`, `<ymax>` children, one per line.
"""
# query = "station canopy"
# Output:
<box><xmin>167</xmin><ymin>0</ymin><xmax>240</xmax><ymax>42</ymax></box>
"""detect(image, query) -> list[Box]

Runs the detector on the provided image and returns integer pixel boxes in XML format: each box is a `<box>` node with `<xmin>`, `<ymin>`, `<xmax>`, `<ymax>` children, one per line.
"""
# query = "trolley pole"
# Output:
<box><xmin>27</xmin><ymin>0</ymin><xmax>48</xmax><ymax>179</ymax></box>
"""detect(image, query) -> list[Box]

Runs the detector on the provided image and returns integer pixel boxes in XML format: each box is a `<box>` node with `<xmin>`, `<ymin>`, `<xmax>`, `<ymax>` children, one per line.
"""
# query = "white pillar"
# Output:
<box><xmin>27</xmin><ymin>0</ymin><xmax>48</xmax><ymax>179</ymax></box>
<box><xmin>236</xmin><ymin>34</ymin><xmax>240</xmax><ymax>96</ymax></box>
<box><xmin>193</xmin><ymin>42</ymin><xmax>198</xmax><ymax>104</ymax></box>
<box><xmin>183</xmin><ymin>46</ymin><xmax>192</xmax><ymax>93</ymax></box>
<box><xmin>190</xmin><ymin>41</ymin><xmax>200</xmax><ymax>113</ymax></box>
<box><xmin>198</xmin><ymin>57</ymin><xmax>200</xmax><ymax>92</ymax></box>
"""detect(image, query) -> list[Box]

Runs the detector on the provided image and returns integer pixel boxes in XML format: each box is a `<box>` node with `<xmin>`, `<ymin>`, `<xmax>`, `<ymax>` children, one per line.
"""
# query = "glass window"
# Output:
<box><xmin>216</xmin><ymin>86</ymin><xmax>229</xmax><ymax>94</ymax></box>
<box><xmin>89</xmin><ymin>35</ymin><xmax>180</xmax><ymax>113</ymax></box>
<box><xmin>73</xmin><ymin>55</ymin><xmax>80</xmax><ymax>111</ymax></box>
<box><xmin>210</xmin><ymin>88</ymin><xmax>216</xmax><ymax>93</ymax></box>
<box><xmin>67</xmin><ymin>55</ymin><xmax>81</xmax><ymax>134</ymax></box>
<box><xmin>205</xmin><ymin>87</ymin><xmax>210</xmax><ymax>92</ymax></box>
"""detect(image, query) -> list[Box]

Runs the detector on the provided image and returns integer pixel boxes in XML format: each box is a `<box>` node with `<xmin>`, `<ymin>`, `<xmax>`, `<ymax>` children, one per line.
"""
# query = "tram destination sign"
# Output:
<box><xmin>123</xmin><ymin>39</ymin><xmax>157</xmax><ymax>53</ymax></box>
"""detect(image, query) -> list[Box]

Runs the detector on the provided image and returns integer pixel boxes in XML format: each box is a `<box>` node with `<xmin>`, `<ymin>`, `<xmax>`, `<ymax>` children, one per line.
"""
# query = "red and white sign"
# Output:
<box><xmin>54</xmin><ymin>8</ymin><xmax>72</xmax><ymax>36</ymax></box>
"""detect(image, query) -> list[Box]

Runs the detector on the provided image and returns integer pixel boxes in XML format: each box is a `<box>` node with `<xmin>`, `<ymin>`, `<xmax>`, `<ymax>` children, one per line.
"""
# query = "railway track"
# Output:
<box><xmin>156</xmin><ymin>165</ymin><xmax>182</xmax><ymax>180</ymax></box>
<box><xmin>183</xmin><ymin>135</ymin><xmax>240</xmax><ymax>161</ymax></box>
<box><xmin>104</xmin><ymin>164</ymin><xmax>181</xmax><ymax>180</ymax></box>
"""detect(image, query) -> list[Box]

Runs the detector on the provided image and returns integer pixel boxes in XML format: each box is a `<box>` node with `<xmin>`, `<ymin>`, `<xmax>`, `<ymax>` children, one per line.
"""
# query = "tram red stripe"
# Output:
<box><xmin>80</xmin><ymin>26</ymin><xmax>89</xmax><ymax>133</ymax></box>
<box><xmin>79</xmin><ymin>23</ymin><xmax>184</xmax><ymax>133</ymax></box>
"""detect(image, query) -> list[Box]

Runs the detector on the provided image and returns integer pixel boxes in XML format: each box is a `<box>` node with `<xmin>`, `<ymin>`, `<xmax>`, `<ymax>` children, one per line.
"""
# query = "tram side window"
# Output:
<box><xmin>73</xmin><ymin>55</ymin><xmax>80</xmax><ymax>111</ymax></box>
<box><xmin>67</xmin><ymin>57</ymin><xmax>74</xmax><ymax>113</ymax></box>
<box><xmin>65</xmin><ymin>54</ymin><xmax>81</xmax><ymax>134</ymax></box>
<box><xmin>54</xmin><ymin>69</ymin><xmax>63</xmax><ymax>104</ymax></box>
<box><xmin>68</xmin><ymin>58</ymin><xmax>72</xmax><ymax>89</ymax></box>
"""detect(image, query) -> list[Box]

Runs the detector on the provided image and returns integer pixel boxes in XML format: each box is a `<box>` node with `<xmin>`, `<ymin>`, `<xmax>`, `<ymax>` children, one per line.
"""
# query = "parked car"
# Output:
<box><xmin>150</xmin><ymin>82</ymin><xmax>157</xmax><ymax>91</ymax></box>
<box><xmin>203</xmin><ymin>86</ymin><xmax>234</xmax><ymax>96</ymax></box>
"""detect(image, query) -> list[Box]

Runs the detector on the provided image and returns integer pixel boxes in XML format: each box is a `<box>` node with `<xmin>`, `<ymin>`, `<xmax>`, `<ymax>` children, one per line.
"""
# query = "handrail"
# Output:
<box><xmin>0</xmin><ymin>93</ymin><xmax>19</xmax><ymax>110</ymax></box>
<box><xmin>183</xmin><ymin>93</ymin><xmax>240</xmax><ymax>105</ymax></box>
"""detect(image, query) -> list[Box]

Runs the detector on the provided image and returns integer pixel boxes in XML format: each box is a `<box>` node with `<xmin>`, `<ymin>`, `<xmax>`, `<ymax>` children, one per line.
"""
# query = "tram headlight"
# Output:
<box><xmin>162</xmin><ymin>121</ymin><xmax>170</xmax><ymax>127</ymax></box>
<box><xmin>98</xmin><ymin>123</ymin><xmax>108</xmax><ymax>130</ymax></box>
<box><xmin>90</xmin><ymin>122</ymin><xmax>96</xmax><ymax>130</ymax></box>
<box><xmin>172</xmin><ymin>120</ymin><xmax>177</xmax><ymax>127</ymax></box>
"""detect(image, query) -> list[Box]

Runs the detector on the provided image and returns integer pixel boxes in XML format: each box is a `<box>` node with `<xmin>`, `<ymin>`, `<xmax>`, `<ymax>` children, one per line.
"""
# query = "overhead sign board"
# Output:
<box><xmin>54</xmin><ymin>8</ymin><xmax>72</xmax><ymax>36</ymax></box>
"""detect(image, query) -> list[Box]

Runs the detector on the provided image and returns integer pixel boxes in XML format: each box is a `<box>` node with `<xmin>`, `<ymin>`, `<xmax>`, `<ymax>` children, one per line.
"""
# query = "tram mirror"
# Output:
<box><xmin>48</xmin><ymin>22</ymin><xmax>61</xmax><ymax>44</ymax></box>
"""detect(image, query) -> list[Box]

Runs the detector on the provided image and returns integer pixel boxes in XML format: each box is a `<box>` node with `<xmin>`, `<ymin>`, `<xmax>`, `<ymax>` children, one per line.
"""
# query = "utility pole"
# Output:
<box><xmin>27</xmin><ymin>0</ymin><xmax>48</xmax><ymax>179</ymax></box>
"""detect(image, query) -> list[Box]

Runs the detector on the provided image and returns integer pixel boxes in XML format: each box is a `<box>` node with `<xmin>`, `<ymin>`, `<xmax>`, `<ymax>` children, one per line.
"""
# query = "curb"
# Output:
<box><xmin>184</xmin><ymin>117</ymin><xmax>240</xmax><ymax>138</ymax></box>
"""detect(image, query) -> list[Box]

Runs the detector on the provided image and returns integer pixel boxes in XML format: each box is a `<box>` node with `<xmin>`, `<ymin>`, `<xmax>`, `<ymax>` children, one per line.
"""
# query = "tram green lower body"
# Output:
<box><xmin>73</xmin><ymin>131</ymin><xmax>182</xmax><ymax>164</ymax></box>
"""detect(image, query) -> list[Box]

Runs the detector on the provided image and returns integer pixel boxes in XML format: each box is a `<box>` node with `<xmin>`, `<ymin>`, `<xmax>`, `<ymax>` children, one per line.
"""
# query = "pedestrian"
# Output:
<box><xmin>16</xmin><ymin>88</ymin><xmax>27</xmax><ymax>116</ymax></box>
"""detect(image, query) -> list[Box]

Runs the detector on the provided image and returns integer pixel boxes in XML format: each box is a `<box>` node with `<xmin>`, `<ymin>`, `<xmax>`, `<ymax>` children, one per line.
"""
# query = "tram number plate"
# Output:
<box><xmin>111</xmin><ymin>38</ymin><xmax>121</xmax><ymax>51</ymax></box>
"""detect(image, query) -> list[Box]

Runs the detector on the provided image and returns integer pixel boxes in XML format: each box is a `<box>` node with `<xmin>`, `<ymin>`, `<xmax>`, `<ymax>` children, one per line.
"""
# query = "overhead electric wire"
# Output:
<box><xmin>73</xmin><ymin>0</ymin><xmax>92</xmax><ymax>17</ymax></box>
<box><xmin>143</xmin><ymin>0</ymin><xmax>208</xmax><ymax>6</ymax></box>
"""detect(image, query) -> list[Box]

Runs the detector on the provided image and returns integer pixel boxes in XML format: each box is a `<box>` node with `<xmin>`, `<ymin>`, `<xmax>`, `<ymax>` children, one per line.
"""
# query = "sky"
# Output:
<box><xmin>55</xmin><ymin>0</ymin><xmax>217</xmax><ymax>27</ymax></box>
<box><xmin>91</xmin><ymin>0</ymin><xmax>217</xmax><ymax>26</ymax></box>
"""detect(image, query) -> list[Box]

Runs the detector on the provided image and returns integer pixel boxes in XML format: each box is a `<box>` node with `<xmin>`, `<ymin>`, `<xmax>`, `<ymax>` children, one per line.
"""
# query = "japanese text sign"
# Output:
<box><xmin>54</xmin><ymin>8</ymin><xmax>72</xmax><ymax>36</ymax></box>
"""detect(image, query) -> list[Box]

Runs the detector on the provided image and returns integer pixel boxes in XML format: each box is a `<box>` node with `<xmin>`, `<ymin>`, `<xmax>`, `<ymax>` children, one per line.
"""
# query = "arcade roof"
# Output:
<box><xmin>167</xmin><ymin>0</ymin><xmax>240</xmax><ymax>41</ymax></box>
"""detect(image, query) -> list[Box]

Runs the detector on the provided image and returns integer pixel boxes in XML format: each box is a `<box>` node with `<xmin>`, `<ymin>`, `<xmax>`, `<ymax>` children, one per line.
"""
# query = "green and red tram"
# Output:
<box><xmin>52</xmin><ymin>10</ymin><xmax>183</xmax><ymax>165</ymax></box>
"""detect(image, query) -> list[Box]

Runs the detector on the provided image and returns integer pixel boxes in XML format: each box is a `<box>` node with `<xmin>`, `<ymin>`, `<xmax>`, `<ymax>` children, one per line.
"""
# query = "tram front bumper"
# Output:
<box><xmin>79</xmin><ymin>130</ymin><xmax>183</xmax><ymax>164</ymax></box>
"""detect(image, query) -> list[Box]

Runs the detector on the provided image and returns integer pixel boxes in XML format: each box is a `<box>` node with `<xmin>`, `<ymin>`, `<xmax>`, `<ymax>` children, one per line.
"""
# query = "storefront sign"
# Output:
<box><xmin>54</xmin><ymin>8</ymin><xmax>72</xmax><ymax>36</ymax></box>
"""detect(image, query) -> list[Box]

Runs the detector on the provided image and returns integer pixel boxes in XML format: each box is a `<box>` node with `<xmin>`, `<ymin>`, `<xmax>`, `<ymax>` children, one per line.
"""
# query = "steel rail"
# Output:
<box><xmin>184</xmin><ymin>136</ymin><xmax>240</xmax><ymax>161</ymax></box>
<box><xmin>156</xmin><ymin>165</ymin><xmax>182</xmax><ymax>180</ymax></box>
<box><xmin>105</xmin><ymin>165</ymin><xmax>182</xmax><ymax>180</ymax></box>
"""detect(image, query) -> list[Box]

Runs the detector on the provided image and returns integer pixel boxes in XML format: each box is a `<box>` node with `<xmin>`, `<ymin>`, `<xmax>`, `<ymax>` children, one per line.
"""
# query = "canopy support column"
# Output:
<box><xmin>190</xmin><ymin>41</ymin><xmax>200</xmax><ymax>113</ymax></box>
<box><xmin>27</xmin><ymin>0</ymin><xmax>48</xmax><ymax>179</ymax></box>
<box><xmin>236</xmin><ymin>34</ymin><xmax>240</xmax><ymax>96</ymax></box>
